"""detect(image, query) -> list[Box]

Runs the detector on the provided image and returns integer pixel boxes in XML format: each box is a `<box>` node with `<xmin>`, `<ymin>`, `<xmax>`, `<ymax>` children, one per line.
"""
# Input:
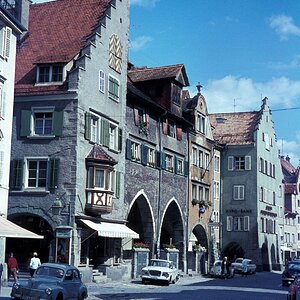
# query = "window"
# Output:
<box><xmin>37</xmin><ymin>65</ymin><xmax>64</xmax><ymax>83</ymax></box>
<box><xmin>176</xmin><ymin>157</ymin><xmax>184</xmax><ymax>175</ymax></box>
<box><xmin>167</xmin><ymin>119</ymin><xmax>176</xmax><ymax>138</ymax></box>
<box><xmin>147</xmin><ymin>148</ymin><xmax>156</xmax><ymax>167</ymax></box>
<box><xmin>198</xmin><ymin>150</ymin><xmax>203</xmax><ymax>168</ymax></box>
<box><xmin>99</xmin><ymin>70</ymin><xmax>105</xmax><ymax>93</ymax></box>
<box><xmin>165</xmin><ymin>154</ymin><xmax>174</xmax><ymax>172</ymax></box>
<box><xmin>85</xmin><ymin>112</ymin><xmax>121</xmax><ymax>151</ymax></box>
<box><xmin>192</xmin><ymin>184</ymin><xmax>197</xmax><ymax>202</ymax></box>
<box><xmin>233</xmin><ymin>185</ymin><xmax>244</xmax><ymax>200</ymax></box>
<box><xmin>192</xmin><ymin>147</ymin><xmax>197</xmax><ymax>165</ymax></box>
<box><xmin>228</xmin><ymin>156</ymin><xmax>251</xmax><ymax>171</ymax></box>
<box><xmin>0</xmin><ymin>26</ymin><xmax>12</xmax><ymax>59</ymax></box>
<box><xmin>196</xmin><ymin>113</ymin><xmax>206</xmax><ymax>134</ymax></box>
<box><xmin>11</xmin><ymin>158</ymin><xmax>59</xmax><ymax>191</ymax></box>
<box><xmin>227</xmin><ymin>216</ymin><xmax>233</xmax><ymax>231</ymax></box>
<box><xmin>228</xmin><ymin>216</ymin><xmax>249</xmax><ymax>231</ymax></box>
<box><xmin>260</xmin><ymin>158</ymin><xmax>264</xmax><ymax>173</ymax></box>
<box><xmin>131</xmin><ymin>142</ymin><xmax>141</xmax><ymax>162</ymax></box>
<box><xmin>108</xmin><ymin>75</ymin><xmax>120</xmax><ymax>101</ymax></box>
<box><xmin>214</xmin><ymin>155</ymin><xmax>220</xmax><ymax>172</ymax></box>
<box><xmin>20</xmin><ymin>107</ymin><xmax>63</xmax><ymax>138</ymax></box>
<box><xmin>88</xmin><ymin>167</ymin><xmax>113</xmax><ymax>191</ymax></box>
<box><xmin>0</xmin><ymin>83</ymin><xmax>6</xmax><ymax>119</ymax></box>
<box><xmin>109</xmin><ymin>34</ymin><xmax>122</xmax><ymax>73</ymax></box>
<box><xmin>204</xmin><ymin>153</ymin><xmax>210</xmax><ymax>170</ymax></box>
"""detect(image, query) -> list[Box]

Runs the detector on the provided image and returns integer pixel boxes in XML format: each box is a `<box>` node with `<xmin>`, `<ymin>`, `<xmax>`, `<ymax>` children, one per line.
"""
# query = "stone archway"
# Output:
<box><xmin>127</xmin><ymin>194</ymin><xmax>154</xmax><ymax>252</ymax></box>
<box><xmin>261</xmin><ymin>242</ymin><xmax>270</xmax><ymax>271</ymax></box>
<box><xmin>222</xmin><ymin>241</ymin><xmax>245</xmax><ymax>261</ymax></box>
<box><xmin>159</xmin><ymin>200</ymin><xmax>184</xmax><ymax>270</ymax></box>
<box><xmin>6</xmin><ymin>214</ymin><xmax>54</xmax><ymax>267</ymax></box>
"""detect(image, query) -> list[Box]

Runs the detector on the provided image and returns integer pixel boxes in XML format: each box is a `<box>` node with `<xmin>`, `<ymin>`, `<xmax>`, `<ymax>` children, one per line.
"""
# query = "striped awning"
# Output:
<box><xmin>80</xmin><ymin>219</ymin><xmax>139</xmax><ymax>239</ymax></box>
<box><xmin>0</xmin><ymin>217</ymin><xmax>43</xmax><ymax>239</ymax></box>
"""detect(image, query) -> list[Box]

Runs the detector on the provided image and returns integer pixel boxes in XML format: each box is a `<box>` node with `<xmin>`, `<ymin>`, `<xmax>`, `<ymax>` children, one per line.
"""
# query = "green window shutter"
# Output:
<box><xmin>20</xmin><ymin>110</ymin><xmax>31</xmax><ymax>137</ymax></box>
<box><xmin>101</xmin><ymin>119</ymin><xmax>110</xmax><ymax>147</ymax></box>
<box><xmin>126</xmin><ymin>139</ymin><xmax>132</xmax><ymax>160</ymax></box>
<box><xmin>84</xmin><ymin>112</ymin><xmax>91</xmax><ymax>140</ymax></box>
<box><xmin>11</xmin><ymin>159</ymin><xmax>24</xmax><ymax>190</ymax></box>
<box><xmin>184</xmin><ymin>160</ymin><xmax>189</xmax><ymax>177</ymax></box>
<box><xmin>48</xmin><ymin>158</ymin><xmax>60</xmax><ymax>189</ymax></box>
<box><xmin>53</xmin><ymin>110</ymin><xmax>63</xmax><ymax>136</ymax></box>
<box><xmin>118</xmin><ymin>128</ymin><xmax>122</xmax><ymax>152</ymax></box>
<box><xmin>115</xmin><ymin>171</ymin><xmax>120</xmax><ymax>198</ymax></box>
<box><xmin>141</xmin><ymin>144</ymin><xmax>148</xmax><ymax>166</ymax></box>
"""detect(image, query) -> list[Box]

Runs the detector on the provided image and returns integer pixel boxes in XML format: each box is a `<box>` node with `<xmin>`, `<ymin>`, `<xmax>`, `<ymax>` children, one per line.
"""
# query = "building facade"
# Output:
<box><xmin>8</xmin><ymin>0</ymin><xmax>132</xmax><ymax>277</ymax></box>
<box><xmin>0</xmin><ymin>0</ymin><xmax>25</xmax><ymax>263</ymax></box>
<box><xmin>125</xmin><ymin>64</ymin><xmax>190</xmax><ymax>272</ymax></box>
<box><xmin>210</xmin><ymin>98</ymin><xmax>284</xmax><ymax>271</ymax></box>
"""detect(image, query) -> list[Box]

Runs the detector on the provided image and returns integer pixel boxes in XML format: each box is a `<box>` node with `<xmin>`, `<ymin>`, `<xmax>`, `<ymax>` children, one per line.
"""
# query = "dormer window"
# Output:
<box><xmin>37</xmin><ymin>64</ymin><xmax>64</xmax><ymax>83</ymax></box>
<box><xmin>196</xmin><ymin>113</ymin><xmax>206</xmax><ymax>134</ymax></box>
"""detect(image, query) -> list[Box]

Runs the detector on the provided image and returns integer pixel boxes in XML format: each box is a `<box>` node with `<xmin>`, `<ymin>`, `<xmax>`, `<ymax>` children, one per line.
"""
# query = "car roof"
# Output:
<box><xmin>39</xmin><ymin>263</ymin><xmax>75</xmax><ymax>270</ymax></box>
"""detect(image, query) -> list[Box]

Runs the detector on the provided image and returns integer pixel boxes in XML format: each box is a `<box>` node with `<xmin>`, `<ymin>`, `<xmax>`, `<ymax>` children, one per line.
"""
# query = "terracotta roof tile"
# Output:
<box><xmin>86</xmin><ymin>145</ymin><xmax>117</xmax><ymax>164</ymax></box>
<box><xmin>15</xmin><ymin>0</ymin><xmax>111</xmax><ymax>95</ymax></box>
<box><xmin>209</xmin><ymin>112</ymin><xmax>259</xmax><ymax>145</ymax></box>
<box><xmin>128</xmin><ymin>64</ymin><xmax>188</xmax><ymax>85</ymax></box>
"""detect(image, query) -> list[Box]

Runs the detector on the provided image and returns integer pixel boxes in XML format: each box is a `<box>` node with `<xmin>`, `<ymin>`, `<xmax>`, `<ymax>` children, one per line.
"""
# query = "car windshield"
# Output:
<box><xmin>35</xmin><ymin>266</ymin><xmax>65</xmax><ymax>278</ymax></box>
<box><xmin>150</xmin><ymin>260</ymin><xmax>170</xmax><ymax>268</ymax></box>
<box><xmin>288</xmin><ymin>263</ymin><xmax>300</xmax><ymax>271</ymax></box>
<box><xmin>235</xmin><ymin>259</ymin><xmax>243</xmax><ymax>263</ymax></box>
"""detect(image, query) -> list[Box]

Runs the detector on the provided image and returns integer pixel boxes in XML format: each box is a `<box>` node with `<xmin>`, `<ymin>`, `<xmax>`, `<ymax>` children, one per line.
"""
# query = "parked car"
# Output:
<box><xmin>231</xmin><ymin>258</ymin><xmax>256</xmax><ymax>274</ymax></box>
<box><xmin>287</xmin><ymin>275</ymin><xmax>300</xmax><ymax>300</ymax></box>
<box><xmin>11</xmin><ymin>263</ymin><xmax>88</xmax><ymax>300</ymax></box>
<box><xmin>282</xmin><ymin>260</ymin><xmax>300</xmax><ymax>287</ymax></box>
<box><xmin>141</xmin><ymin>259</ymin><xmax>179</xmax><ymax>285</ymax></box>
<box><xmin>209</xmin><ymin>260</ymin><xmax>234</xmax><ymax>278</ymax></box>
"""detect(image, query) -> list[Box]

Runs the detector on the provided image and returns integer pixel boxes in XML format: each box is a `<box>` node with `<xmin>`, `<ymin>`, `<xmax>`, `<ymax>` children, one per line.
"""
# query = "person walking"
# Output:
<box><xmin>221</xmin><ymin>256</ymin><xmax>230</xmax><ymax>278</ymax></box>
<box><xmin>242</xmin><ymin>258</ymin><xmax>248</xmax><ymax>277</ymax></box>
<box><xmin>29</xmin><ymin>252</ymin><xmax>41</xmax><ymax>277</ymax></box>
<box><xmin>7</xmin><ymin>253</ymin><xmax>19</xmax><ymax>282</ymax></box>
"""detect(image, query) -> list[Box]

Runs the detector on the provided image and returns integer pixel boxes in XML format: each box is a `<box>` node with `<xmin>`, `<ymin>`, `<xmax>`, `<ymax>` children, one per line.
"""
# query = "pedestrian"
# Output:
<box><xmin>29</xmin><ymin>252</ymin><xmax>41</xmax><ymax>277</ymax></box>
<box><xmin>7</xmin><ymin>253</ymin><xmax>19</xmax><ymax>282</ymax></box>
<box><xmin>0</xmin><ymin>262</ymin><xmax>3</xmax><ymax>288</ymax></box>
<box><xmin>221</xmin><ymin>256</ymin><xmax>229</xmax><ymax>278</ymax></box>
<box><xmin>242</xmin><ymin>258</ymin><xmax>248</xmax><ymax>277</ymax></box>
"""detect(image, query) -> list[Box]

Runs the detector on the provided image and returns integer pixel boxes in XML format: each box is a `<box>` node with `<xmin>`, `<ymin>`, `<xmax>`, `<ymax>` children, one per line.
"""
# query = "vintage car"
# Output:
<box><xmin>282</xmin><ymin>260</ymin><xmax>300</xmax><ymax>287</ymax></box>
<box><xmin>11</xmin><ymin>263</ymin><xmax>88</xmax><ymax>300</ymax></box>
<box><xmin>209</xmin><ymin>260</ymin><xmax>234</xmax><ymax>278</ymax></box>
<box><xmin>141</xmin><ymin>259</ymin><xmax>179</xmax><ymax>285</ymax></box>
<box><xmin>231</xmin><ymin>258</ymin><xmax>256</xmax><ymax>274</ymax></box>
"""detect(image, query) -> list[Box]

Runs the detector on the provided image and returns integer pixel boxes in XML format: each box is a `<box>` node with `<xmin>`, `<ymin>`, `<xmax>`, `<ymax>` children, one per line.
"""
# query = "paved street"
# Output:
<box><xmin>0</xmin><ymin>271</ymin><xmax>289</xmax><ymax>300</ymax></box>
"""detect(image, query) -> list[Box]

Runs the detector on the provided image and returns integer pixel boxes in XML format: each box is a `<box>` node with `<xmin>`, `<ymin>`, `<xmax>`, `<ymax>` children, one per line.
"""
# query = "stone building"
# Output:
<box><xmin>8</xmin><ymin>0</ymin><xmax>134</xmax><ymax>279</ymax></box>
<box><xmin>210</xmin><ymin>98</ymin><xmax>284</xmax><ymax>271</ymax></box>
<box><xmin>125</xmin><ymin>64</ymin><xmax>190</xmax><ymax>272</ymax></box>
<box><xmin>183</xmin><ymin>84</ymin><xmax>220</xmax><ymax>273</ymax></box>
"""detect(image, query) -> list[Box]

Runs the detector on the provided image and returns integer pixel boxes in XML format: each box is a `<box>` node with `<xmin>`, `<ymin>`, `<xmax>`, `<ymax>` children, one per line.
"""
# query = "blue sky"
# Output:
<box><xmin>34</xmin><ymin>0</ymin><xmax>300</xmax><ymax>165</ymax></box>
<box><xmin>129</xmin><ymin>0</ymin><xmax>300</xmax><ymax>166</ymax></box>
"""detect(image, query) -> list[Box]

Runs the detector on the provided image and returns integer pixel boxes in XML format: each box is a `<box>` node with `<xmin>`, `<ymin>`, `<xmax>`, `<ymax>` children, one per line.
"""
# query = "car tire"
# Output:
<box><xmin>142</xmin><ymin>278</ymin><xmax>146</xmax><ymax>285</ymax></box>
<box><xmin>78</xmin><ymin>292</ymin><xmax>87</xmax><ymax>300</ymax></box>
<box><xmin>56</xmin><ymin>293</ymin><xmax>63</xmax><ymax>300</ymax></box>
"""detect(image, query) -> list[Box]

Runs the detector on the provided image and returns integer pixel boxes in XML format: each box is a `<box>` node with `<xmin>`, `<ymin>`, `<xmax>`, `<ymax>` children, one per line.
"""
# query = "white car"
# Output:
<box><xmin>141</xmin><ymin>259</ymin><xmax>179</xmax><ymax>285</ymax></box>
<box><xmin>209</xmin><ymin>260</ymin><xmax>234</xmax><ymax>278</ymax></box>
<box><xmin>231</xmin><ymin>258</ymin><xmax>256</xmax><ymax>274</ymax></box>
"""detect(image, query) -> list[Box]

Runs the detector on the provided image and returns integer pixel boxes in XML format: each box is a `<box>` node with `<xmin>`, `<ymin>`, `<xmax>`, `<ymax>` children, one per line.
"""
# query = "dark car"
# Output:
<box><xmin>11</xmin><ymin>263</ymin><xmax>88</xmax><ymax>300</ymax></box>
<box><xmin>282</xmin><ymin>260</ymin><xmax>300</xmax><ymax>287</ymax></box>
<box><xmin>287</xmin><ymin>275</ymin><xmax>300</xmax><ymax>300</ymax></box>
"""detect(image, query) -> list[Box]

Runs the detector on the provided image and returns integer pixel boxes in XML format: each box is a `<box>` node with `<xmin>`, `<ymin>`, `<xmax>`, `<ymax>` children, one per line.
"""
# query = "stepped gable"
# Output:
<box><xmin>15</xmin><ymin>0</ymin><xmax>111</xmax><ymax>95</ymax></box>
<box><xmin>86</xmin><ymin>145</ymin><xmax>117</xmax><ymax>165</ymax></box>
<box><xmin>210</xmin><ymin>111</ymin><xmax>259</xmax><ymax>145</ymax></box>
<box><xmin>128</xmin><ymin>64</ymin><xmax>189</xmax><ymax>86</ymax></box>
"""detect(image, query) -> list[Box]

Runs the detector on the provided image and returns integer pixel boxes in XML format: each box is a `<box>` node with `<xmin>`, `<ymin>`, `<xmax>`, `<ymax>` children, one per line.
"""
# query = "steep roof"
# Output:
<box><xmin>128</xmin><ymin>64</ymin><xmax>189</xmax><ymax>86</ymax></box>
<box><xmin>209</xmin><ymin>111</ymin><xmax>259</xmax><ymax>145</ymax></box>
<box><xmin>86</xmin><ymin>145</ymin><xmax>117</xmax><ymax>165</ymax></box>
<box><xmin>15</xmin><ymin>0</ymin><xmax>111</xmax><ymax>95</ymax></box>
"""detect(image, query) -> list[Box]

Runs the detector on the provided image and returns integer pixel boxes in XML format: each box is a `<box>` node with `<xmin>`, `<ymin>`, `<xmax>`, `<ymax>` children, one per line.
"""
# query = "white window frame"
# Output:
<box><xmin>131</xmin><ymin>142</ymin><xmax>141</xmax><ymax>162</ymax></box>
<box><xmin>168</xmin><ymin>119</ymin><xmax>176</xmax><ymax>138</ymax></box>
<box><xmin>31</xmin><ymin>107</ymin><xmax>55</xmax><ymax>137</ymax></box>
<box><xmin>147</xmin><ymin>148</ymin><xmax>156</xmax><ymax>167</ymax></box>
<box><xmin>228</xmin><ymin>155</ymin><xmax>251</xmax><ymax>171</ymax></box>
<box><xmin>90</xmin><ymin>114</ymin><xmax>100</xmax><ymax>143</ymax></box>
<box><xmin>165</xmin><ymin>154</ymin><xmax>174</xmax><ymax>172</ymax></box>
<box><xmin>192</xmin><ymin>147</ymin><xmax>197</xmax><ymax>166</ymax></box>
<box><xmin>227</xmin><ymin>216</ymin><xmax>233</xmax><ymax>231</ymax></box>
<box><xmin>24</xmin><ymin>157</ymin><xmax>48</xmax><ymax>190</ymax></box>
<box><xmin>0</xmin><ymin>83</ymin><xmax>5</xmax><ymax>119</ymax></box>
<box><xmin>177</xmin><ymin>158</ymin><xmax>184</xmax><ymax>175</ymax></box>
<box><xmin>99</xmin><ymin>70</ymin><xmax>105</xmax><ymax>93</ymax></box>
<box><xmin>36</xmin><ymin>65</ymin><xmax>64</xmax><ymax>83</ymax></box>
<box><xmin>233</xmin><ymin>185</ymin><xmax>245</xmax><ymax>200</ymax></box>
<box><xmin>0</xmin><ymin>26</ymin><xmax>12</xmax><ymax>59</ymax></box>
<box><xmin>109</xmin><ymin>122</ymin><xmax>118</xmax><ymax>151</ymax></box>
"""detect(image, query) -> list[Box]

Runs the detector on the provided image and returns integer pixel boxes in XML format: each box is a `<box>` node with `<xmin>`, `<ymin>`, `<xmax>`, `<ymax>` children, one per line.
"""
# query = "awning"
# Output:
<box><xmin>281</xmin><ymin>245</ymin><xmax>292</xmax><ymax>252</ymax></box>
<box><xmin>0</xmin><ymin>217</ymin><xmax>43</xmax><ymax>239</ymax></box>
<box><xmin>80</xmin><ymin>219</ymin><xmax>139</xmax><ymax>239</ymax></box>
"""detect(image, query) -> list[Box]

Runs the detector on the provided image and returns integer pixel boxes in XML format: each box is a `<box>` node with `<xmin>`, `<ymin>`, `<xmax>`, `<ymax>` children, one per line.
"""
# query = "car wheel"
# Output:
<box><xmin>56</xmin><ymin>292</ymin><xmax>63</xmax><ymax>300</ymax></box>
<box><xmin>78</xmin><ymin>292</ymin><xmax>87</xmax><ymax>300</ymax></box>
<box><xmin>142</xmin><ymin>278</ymin><xmax>146</xmax><ymax>285</ymax></box>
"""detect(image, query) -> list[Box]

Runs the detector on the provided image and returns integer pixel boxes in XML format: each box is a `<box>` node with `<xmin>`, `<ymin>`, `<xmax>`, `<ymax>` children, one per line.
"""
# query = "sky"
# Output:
<box><xmin>34</xmin><ymin>0</ymin><xmax>300</xmax><ymax>166</ymax></box>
